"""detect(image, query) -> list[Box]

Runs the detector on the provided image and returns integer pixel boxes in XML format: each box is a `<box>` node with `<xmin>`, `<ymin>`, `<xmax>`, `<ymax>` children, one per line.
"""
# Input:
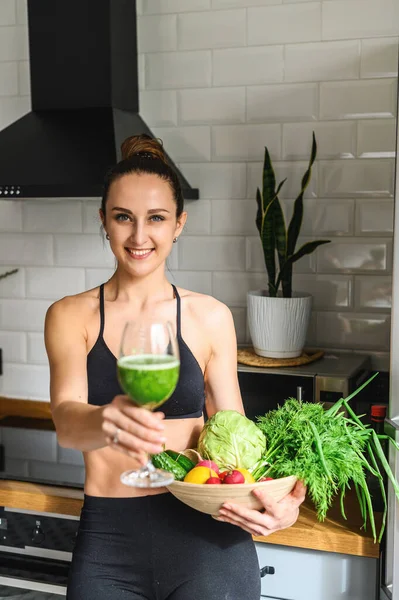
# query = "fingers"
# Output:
<box><xmin>291</xmin><ymin>480</ymin><xmax>307</xmax><ymax>504</ymax></box>
<box><xmin>216</xmin><ymin>509</ymin><xmax>278</xmax><ymax>537</ymax></box>
<box><xmin>102</xmin><ymin>397</ymin><xmax>167</xmax><ymax>455</ymax></box>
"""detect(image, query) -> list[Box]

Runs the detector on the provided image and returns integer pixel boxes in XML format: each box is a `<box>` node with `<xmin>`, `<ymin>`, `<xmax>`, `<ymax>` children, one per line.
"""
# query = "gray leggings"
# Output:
<box><xmin>67</xmin><ymin>492</ymin><xmax>261</xmax><ymax>600</ymax></box>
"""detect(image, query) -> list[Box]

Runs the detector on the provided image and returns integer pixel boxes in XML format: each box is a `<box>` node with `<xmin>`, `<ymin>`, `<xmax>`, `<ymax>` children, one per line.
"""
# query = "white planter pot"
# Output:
<box><xmin>247</xmin><ymin>291</ymin><xmax>313</xmax><ymax>359</ymax></box>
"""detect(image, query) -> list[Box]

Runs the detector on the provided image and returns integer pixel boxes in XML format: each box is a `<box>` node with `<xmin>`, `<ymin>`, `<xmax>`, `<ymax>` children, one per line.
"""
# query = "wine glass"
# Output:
<box><xmin>117</xmin><ymin>320</ymin><xmax>180</xmax><ymax>488</ymax></box>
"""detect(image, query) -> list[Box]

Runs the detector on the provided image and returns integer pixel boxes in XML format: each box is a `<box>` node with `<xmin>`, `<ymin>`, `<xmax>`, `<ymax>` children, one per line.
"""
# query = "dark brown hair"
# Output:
<box><xmin>101</xmin><ymin>134</ymin><xmax>184</xmax><ymax>218</ymax></box>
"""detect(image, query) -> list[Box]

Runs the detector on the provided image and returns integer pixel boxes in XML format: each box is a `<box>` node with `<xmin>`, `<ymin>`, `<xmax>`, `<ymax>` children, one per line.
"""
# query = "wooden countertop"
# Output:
<box><xmin>0</xmin><ymin>397</ymin><xmax>381</xmax><ymax>559</ymax></box>
<box><xmin>0</xmin><ymin>478</ymin><xmax>380</xmax><ymax>559</ymax></box>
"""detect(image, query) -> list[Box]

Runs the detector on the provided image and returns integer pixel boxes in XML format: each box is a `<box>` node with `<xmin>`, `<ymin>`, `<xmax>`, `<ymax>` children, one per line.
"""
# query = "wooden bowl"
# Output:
<box><xmin>166</xmin><ymin>475</ymin><xmax>297</xmax><ymax>516</ymax></box>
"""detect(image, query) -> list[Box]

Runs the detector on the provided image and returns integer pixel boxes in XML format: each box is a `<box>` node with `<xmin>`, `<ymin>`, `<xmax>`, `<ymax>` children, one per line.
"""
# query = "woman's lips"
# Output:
<box><xmin>125</xmin><ymin>248</ymin><xmax>154</xmax><ymax>260</ymax></box>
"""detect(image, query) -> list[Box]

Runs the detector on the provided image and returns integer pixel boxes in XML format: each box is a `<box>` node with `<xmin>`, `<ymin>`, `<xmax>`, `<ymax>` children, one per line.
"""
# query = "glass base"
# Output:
<box><xmin>121</xmin><ymin>467</ymin><xmax>175</xmax><ymax>488</ymax></box>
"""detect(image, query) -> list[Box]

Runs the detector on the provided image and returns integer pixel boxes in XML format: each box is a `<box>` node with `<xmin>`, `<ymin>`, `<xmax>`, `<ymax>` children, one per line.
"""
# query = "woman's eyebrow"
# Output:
<box><xmin>111</xmin><ymin>207</ymin><xmax>170</xmax><ymax>214</ymax></box>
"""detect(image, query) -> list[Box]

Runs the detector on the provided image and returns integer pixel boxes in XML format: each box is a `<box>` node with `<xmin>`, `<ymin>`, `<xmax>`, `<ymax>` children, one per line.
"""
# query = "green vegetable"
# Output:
<box><xmin>197</xmin><ymin>410</ymin><xmax>266</xmax><ymax>471</ymax></box>
<box><xmin>151</xmin><ymin>452</ymin><xmax>187</xmax><ymax>481</ymax></box>
<box><xmin>165</xmin><ymin>450</ymin><xmax>195</xmax><ymax>473</ymax></box>
<box><xmin>255</xmin><ymin>373</ymin><xmax>399</xmax><ymax>543</ymax></box>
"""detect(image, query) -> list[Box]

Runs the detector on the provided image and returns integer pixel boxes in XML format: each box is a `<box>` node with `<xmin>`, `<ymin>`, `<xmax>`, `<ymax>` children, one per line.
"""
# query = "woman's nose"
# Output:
<box><xmin>129</xmin><ymin>221</ymin><xmax>148</xmax><ymax>246</ymax></box>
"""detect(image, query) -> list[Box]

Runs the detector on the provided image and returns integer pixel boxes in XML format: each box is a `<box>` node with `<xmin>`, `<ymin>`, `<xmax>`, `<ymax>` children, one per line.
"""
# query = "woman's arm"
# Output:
<box><xmin>45</xmin><ymin>299</ymin><xmax>165</xmax><ymax>459</ymax></box>
<box><xmin>203</xmin><ymin>301</ymin><xmax>244</xmax><ymax>417</ymax></box>
<box><xmin>202</xmin><ymin>298</ymin><xmax>306</xmax><ymax>533</ymax></box>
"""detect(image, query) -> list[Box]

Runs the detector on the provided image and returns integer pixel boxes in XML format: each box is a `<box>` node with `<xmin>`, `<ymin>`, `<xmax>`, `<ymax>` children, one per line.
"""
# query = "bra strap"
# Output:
<box><xmin>99</xmin><ymin>284</ymin><xmax>105</xmax><ymax>337</ymax></box>
<box><xmin>171</xmin><ymin>284</ymin><xmax>181</xmax><ymax>337</ymax></box>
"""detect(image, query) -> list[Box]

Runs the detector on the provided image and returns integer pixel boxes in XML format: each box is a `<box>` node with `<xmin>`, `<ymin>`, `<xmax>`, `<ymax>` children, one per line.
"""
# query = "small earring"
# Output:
<box><xmin>106</xmin><ymin>234</ymin><xmax>110</xmax><ymax>240</ymax></box>
<box><xmin>173</xmin><ymin>237</ymin><xmax>177</xmax><ymax>243</ymax></box>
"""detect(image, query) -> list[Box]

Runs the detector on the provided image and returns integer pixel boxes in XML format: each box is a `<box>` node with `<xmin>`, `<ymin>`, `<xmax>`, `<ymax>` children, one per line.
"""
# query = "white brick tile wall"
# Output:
<box><xmin>360</xmin><ymin>37</ymin><xmax>399</xmax><ymax>79</ymax></box>
<box><xmin>26</xmin><ymin>267</ymin><xmax>86</xmax><ymax>299</ymax></box>
<box><xmin>212</xmin><ymin>271</ymin><xmax>267</xmax><ymax>307</ymax></box>
<box><xmin>138</xmin><ymin>15</ymin><xmax>177</xmax><ymax>53</ymax></box>
<box><xmin>151</xmin><ymin>126</ymin><xmax>211</xmax><ymax>161</ymax></box>
<box><xmin>247</xmin><ymin>83</ymin><xmax>318</xmax><ymax>123</ymax></box>
<box><xmin>317</xmin><ymin>238</ymin><xmax>393</xmax><ymax>273</ymax></box>
<box><xmin>183</xmin><ymin>199</ymin><xmax>212</xmax><ymax>235</ymax></box>
<box><xmin>0</xmin><ymin>200</ymin><xmax>22</xmax><ymax>231</ymax></box>
<box><xmin>178</xmin><ymin>163</ymin><xmax>247</xmax><ymax>198</ymax></box>
<box><xmin>0</xmin><ymin>0</ymin><xmax>397</xmax><ymax>404</ymax></box>
<box><xmin>0</xmin><ymin>62</ymin><xmax>18</xmax><ymax>95</ymax></box>
<box><xmin>168</xmin><ymin>271</ymin><xmax>213</xmax><ymax>295</ymax></box>
<box><xmin>85</xmin><ymin>268</ymin><xmax>115</xmax><ymax>290</ymax></box>
<box><xmin>0</xmin><ymin>25</ymin><xmax>28</xmax><ymax>60</ymax></box>
<box><xmin>357</xmin><ymin>119</ymin><xmax>396</xmax><ymax>158</ymax></box>
<box><xmin>0</xmin><ymin>332</ymin><xmax>27</xmax><ymax>362</ymax></box>
<box><xmin>211</xmin><ymin>199</ymin><xmax>257</xmax><ymax>235</ymax></box>
<box><xmin>139</xmin><ymin>90</ymin><xmax>177</xmax><ymax>127</ymax></box>
<box><xmin>0</xmin><ymin>298</ymin><xmax>52</xmax><ymax>332</ymax></box>
<box><xmin>145</xmin><ymin>51</ymin><xmax>211</xmax><ymax>89</ymax></box>
<box><xmin>22</xmin><ymin>200</ymin><xmax>83</xmax><ymax>233</ymax></box>
<box><xmin>15</xmin><ymin>0</ymin><xmax>27</xmax><ymax>24</ymax></box>
<box><xmin>82</xmin><ymin>201</ymin><xmax>102</xmax><ymax>234</ymax></box>
<box><xmin>316</xmin><ymin>311</ymin><xmax>391</xmax><ymax>351</ymax></box>
<box><xmin>246</xmin><ymin>236</ymin><xmax>317</xmax><ymax>273</ymax></box>
<box><xmin>322</xmin><ymin>0</ymin><xmax>399</xmax><ymax>41</ymax></box>
<box><xmin>178</xmin><ymin>88</ymin><xmax>245</xmax><ymax>124</ymax></box>
<box><xmin>320</xmin><ymin>79</ymin><xmax>397</xmax><ymax>120</ymax></box>
<box><xmin>27</xmin><ymin>332</ymin><xmax>48</xmax><ymax>365</ymax></box>
<box><xmin>319</xmin><ymin>159</ymin><xmax>394</xmax><ymax>197</ymax></box>
<box><xmin>18</xmin><ymin>60</ymin><xmax>29</xmax><ymax>95</ymax></box>
<box><xmin>1</xmin><ymin>363</ymin><xmax>50</xmax><ymax>399</ymax></box>
<box><xmin>212</xmin><ymin>124</ymin><xmax>281</xmax><ymax>162</ymax></box>
<box><xmin>247</xmin><ymin>161</ymin><xmax>318</xmax><ymax>200</ymax></box>
<box><xmin>0</xmin><ymin>1</ymin><xmax>16</xmax><ymax>26</ymax></box>
<box><xmin>0</xmin><ymin>266</ymin><xmax>25</xmax><ymax>297</ymax></box>
<box><xmin>282</xmin><ymin>122</ymin><xmax>356</xmax><ymax>160</ymax></box>
<box><xmin>178</xmin><ymin>9</ymin><xmax>245</xmax><ymax>50</ymax></box>
<box><xmin>285</xmin><ymin>41</ymin><xmax>360</xmax><ymax>83</ymax></box>
<box><xmin>142</xmin><ymin>0</ymin><xmax>211</xmax><ymax>14</ymax></box>
<box><xmin>354</xmin><ymin>275</ymin><xmax>392</xmax><ymax>311</ymax></box>
<box><xmin>213</xmin><ymin>0</ymin><xmax>281</xmax><ymax>7</ymax></box>
<box><xmin>283</xmin><ymin>199</ymin><xmax>355</xmax><ymax>236</ymax></box>
<box><xmin>0</xmin><ymin>233</ymin><xmax>53</xmax><ymax>266</ymax></box>
<box><xmin>54</xmin><ymin>235</ymin><xmax>115</xmax><ymax>268</ymax></box>
<box><xmin>213</xmin><ymin>46</ymin><xmax>284</xmax><ymax>86</ymax></box>
<box><xmin>355</xmin><ymin>199</ymin><xmax>394</xmax><ymax>236</ymax></box>
<box><xmin>179</xmin><ymin>236</ymin><xmax>246</xmax><ymax>270</ymax></box>
<box><xmin>248</xmin><ymin>4</ymin><xmax>321</xmax><ymax>46</ymax></box>
<box><xmin>292</xmin><ymin>274</ymin><xmax>353</xmax><ymax>310</ymax></box>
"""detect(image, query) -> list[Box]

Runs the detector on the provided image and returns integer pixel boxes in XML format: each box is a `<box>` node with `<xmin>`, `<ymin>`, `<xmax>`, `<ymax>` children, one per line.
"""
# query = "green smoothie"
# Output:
<box><xmin>117</xmin><ymin>354</ymin><xmax>180</xmax><ymax>410</ymax></box>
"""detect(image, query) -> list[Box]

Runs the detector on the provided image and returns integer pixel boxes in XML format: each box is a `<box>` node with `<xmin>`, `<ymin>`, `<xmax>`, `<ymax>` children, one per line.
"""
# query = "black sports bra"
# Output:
<box><xmin>86</xmin><ymin>284</ymin><xmax>205</xmax><ymax>419</ymax></box>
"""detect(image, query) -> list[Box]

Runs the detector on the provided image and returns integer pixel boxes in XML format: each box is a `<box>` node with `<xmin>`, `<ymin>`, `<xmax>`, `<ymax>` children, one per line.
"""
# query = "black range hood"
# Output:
<box><xmin>0</xmin><ymin>0</ymin><xmax>199</xmax><ymax>200</ymax></box>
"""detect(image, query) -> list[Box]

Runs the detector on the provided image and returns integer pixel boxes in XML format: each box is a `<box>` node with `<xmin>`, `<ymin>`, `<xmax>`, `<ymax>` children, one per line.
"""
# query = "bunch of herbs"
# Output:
<box><xmin>253</xmin><ymin>374</ymin><xmax>399</xmax><ymax>542</ymax></box>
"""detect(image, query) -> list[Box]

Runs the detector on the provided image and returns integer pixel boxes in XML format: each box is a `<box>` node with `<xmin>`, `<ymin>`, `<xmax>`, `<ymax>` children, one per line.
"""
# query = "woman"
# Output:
<box><xmin>45</xmin><ymin>134</ymin><xmax>305</xmax><ymax>600</ymax></box>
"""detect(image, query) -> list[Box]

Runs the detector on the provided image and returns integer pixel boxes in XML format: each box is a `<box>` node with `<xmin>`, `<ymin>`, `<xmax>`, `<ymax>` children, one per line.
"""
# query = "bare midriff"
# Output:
<box><xmin>83</xmin><ymin>416</ymin><xmax>204</xmax><ymax>497</ymax></box>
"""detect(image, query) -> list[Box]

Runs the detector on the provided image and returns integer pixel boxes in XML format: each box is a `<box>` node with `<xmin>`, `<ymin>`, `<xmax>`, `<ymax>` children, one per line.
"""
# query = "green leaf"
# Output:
<box><xmin>276</xmin><ymin>240</ymin><xmax>330</xmax><ymax>291</ymax></box>
<box><xmin>255</xmin><ymin>188</ymin><xmax>262</xmax><ymax>234</ymax></box>
<box><xmin>262</xmin><ymin>147</ymin><xmax>276</xmax><ymax>209</ymax></box>
<box><xmin>286</xmin><ymin>132</ymin><xmax>317</xmax><ymax>258</ymax></box>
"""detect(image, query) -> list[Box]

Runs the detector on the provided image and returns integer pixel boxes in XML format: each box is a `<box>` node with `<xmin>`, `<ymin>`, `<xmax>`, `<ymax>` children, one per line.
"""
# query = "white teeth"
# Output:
<box><xmin>127</xmin><ymin>248</ymin><xmax>153</xmax><ymax>256</ymax></box>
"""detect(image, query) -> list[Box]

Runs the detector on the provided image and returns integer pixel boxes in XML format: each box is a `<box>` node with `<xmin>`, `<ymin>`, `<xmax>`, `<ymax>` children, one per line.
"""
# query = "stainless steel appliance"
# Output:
<box><xmin>0</xmin><ymin>507</ymin><xmax>79</xmax><ymax>598</ymax></box>
<box><xmin>238</xmin><ymin>351</ymin><xmax>373</xmax><ymax>422</ymax></box>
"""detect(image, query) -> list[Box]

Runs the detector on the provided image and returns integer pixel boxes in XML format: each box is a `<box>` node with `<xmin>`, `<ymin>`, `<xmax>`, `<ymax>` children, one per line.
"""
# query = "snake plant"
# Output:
<box><xmin>256</xmin><ymin>132</ymin><xmax>330</xmax><ymax>298</ymax></box>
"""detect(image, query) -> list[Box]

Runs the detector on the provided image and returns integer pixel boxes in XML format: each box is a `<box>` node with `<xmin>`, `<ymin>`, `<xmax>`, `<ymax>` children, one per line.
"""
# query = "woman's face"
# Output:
<box><xmin>100</xmin><ymin>172</ymin><xmax>186</xmax><ymax>278</ymax></box>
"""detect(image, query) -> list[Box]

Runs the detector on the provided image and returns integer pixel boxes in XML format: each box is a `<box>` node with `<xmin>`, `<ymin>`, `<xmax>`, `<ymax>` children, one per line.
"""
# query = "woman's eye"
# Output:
<box><xmin>115</xmin><ymin>214</ymin><xmax>130</xmax><ymax>222</ymax></box>
<box><xmin>150</xmin><ymin>215</ymin><xmax>165</xmax><ymax>222</ymax></box>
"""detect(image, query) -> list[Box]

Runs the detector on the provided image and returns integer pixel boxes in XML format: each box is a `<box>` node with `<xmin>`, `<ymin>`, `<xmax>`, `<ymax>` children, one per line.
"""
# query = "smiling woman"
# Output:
<box><xmin>44</xmin><ymin>133</ymin><xmax>304</xmax><ymax>600</ymax></box>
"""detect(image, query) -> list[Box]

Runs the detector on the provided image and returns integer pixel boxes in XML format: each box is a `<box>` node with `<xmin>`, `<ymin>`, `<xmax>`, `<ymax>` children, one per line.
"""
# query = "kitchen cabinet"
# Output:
<box><xmin>256</xmin><ymin>543</ymin><xmax>378</xmax><ymax>600</ymax></box>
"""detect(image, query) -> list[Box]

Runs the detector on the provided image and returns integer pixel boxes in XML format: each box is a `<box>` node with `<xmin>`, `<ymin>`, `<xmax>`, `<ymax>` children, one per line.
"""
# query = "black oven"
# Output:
<box><xmin>0</xmin><ymin>507</ymin><xmax>79</xmax><ymax>598</ymax></box>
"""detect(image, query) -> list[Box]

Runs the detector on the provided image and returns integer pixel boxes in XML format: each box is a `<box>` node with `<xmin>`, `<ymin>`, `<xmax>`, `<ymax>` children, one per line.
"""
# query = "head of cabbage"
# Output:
<box><xmin>197</xmin><ymin>410</ymin><xmax>266</xmax><ymax>471</ymax></box>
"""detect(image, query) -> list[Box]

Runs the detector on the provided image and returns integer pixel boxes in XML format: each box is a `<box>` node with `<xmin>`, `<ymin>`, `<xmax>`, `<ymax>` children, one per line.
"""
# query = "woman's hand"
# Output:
<box><xmin>216</xmin><ymin>480</ymin><xmax>306</xmax><ymax>537</ymax></box>
<box><xmin>101</xmin><ymin>395</ymin><xmax>166</xmax><ymax>465</ymax></box>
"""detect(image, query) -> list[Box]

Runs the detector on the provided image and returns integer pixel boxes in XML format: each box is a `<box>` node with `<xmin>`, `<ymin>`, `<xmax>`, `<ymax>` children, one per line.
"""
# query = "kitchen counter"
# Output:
<box><xmin>0</xmin><ymin>398</ymin><xmax>381</xmax><ymax>559</ymax></box>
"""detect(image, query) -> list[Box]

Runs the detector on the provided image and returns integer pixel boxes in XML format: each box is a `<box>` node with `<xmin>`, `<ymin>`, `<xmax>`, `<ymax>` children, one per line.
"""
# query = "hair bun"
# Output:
<box><xmin>121</xmin><ymin>134</ymin><xmax>167</xmax><ymax>164</ymax></box>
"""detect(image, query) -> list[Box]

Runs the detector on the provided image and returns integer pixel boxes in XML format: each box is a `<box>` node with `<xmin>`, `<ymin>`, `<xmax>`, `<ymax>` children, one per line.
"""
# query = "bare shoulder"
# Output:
<box><xmin>45</xmin><ymin>287</ymin><xmax>100</xmax><ymax>329</ymax></box>
<box><xmin>177</xmin><ymin>287</ymin><xmax>233</xmax><ymax>328</ymax></box>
